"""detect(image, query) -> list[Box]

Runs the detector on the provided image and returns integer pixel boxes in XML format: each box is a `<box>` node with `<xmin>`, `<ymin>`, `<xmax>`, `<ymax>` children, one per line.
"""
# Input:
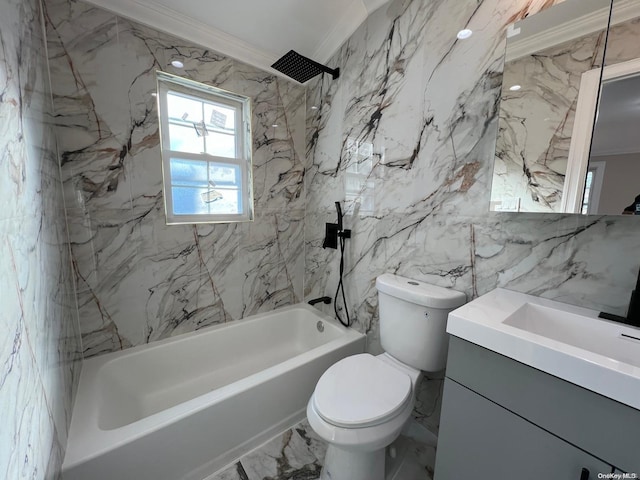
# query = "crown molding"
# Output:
<box><xmin>81</xmin><ymin>0</ymin><xmax>294</xmax><ymax>79</ymax></box>
<box><xmin>362</xmin><ymin>0</ymin><xmax>390</xmax><ymax>15</ymax></box>
<box><xmin>591</xmin><ymin>146</ymin><xmax>640</xmax><ymax>157</ymax></box>
<box><xmin>611</xmin><ymin>0</ymin><xmax>640</xmax><ymax>25</ymax></box>
<box><xmin>81</xmin><ymin>0</ymin><xmax>391</xmax><ymax>84</ymax></box>
<box><xmin>312</xmin><ymin>0</ymin><xmax>369</xmax><ymax>64</ymax></box>
<box><xmin>506</xmin><ymin>0</ymin><xmax>640</xmax><ymax>62</ymax></box>
<box><xmin>313</xmin><ymin>0</ymin><xmax>390</xmax><ymax>63</ymax></box>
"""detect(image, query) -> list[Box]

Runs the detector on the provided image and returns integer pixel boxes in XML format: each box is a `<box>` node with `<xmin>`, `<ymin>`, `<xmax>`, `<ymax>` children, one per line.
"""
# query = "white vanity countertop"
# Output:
<box><xmin>447</xmin><ymin>288</ymin><xmax>640</xmax><ymax>411</ymax></box>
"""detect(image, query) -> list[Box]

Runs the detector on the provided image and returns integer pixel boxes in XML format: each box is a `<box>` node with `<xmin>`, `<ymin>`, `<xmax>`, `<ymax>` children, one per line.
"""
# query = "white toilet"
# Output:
<box><xmin>306</xmin><ymin>273</ymin><xmax>466</xmax><ymax>480</ymax></box>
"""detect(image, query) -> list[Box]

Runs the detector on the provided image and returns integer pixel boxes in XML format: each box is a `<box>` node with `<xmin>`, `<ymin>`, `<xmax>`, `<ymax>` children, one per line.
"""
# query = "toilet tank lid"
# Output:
<box><xmin>376</xmin><ymin>273</ymin><xmax>466</xmax><ymax>309</ymax></box>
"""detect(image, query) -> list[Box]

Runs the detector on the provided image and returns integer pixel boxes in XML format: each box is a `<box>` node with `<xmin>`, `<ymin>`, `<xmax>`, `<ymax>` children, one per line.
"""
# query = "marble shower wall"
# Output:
<box><xmin>0</xmin><ymin>0</ymin><xmax>81</xmax><ymax>478</ymax></box>
<box><xmin>45</xmin><ymin>0</ymin><xmax>307</xmax><ymax>358</ymax></box>
<box><xmin>305</xmin><ymin>0</ymin><xmax>640</xmax><ymax>432</ymax></box>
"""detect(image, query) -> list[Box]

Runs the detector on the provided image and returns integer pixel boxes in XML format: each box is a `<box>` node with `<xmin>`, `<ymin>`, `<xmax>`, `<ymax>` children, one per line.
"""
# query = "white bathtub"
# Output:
<box><xmin>62</xmin><ymin>304</ymin><xmax>365</xmax><ymax>480</ymax></box>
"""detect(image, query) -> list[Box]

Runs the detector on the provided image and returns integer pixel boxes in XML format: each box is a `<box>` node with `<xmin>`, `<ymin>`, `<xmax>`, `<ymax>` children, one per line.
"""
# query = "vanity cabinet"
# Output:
<box><xmin>436</xmin><ymin>380</ymin><xmax>611</xmax><ymax>478</ymax></box>
<box><xmin>434</xmin><ymin>337</ymin><xmax>640</xmax><ymax>479</ymax></box>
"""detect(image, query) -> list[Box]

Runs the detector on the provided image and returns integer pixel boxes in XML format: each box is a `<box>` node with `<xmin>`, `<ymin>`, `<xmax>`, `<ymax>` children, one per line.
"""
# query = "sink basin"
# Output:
<box><xmin>447</xmin><ymin>288</ymin><xmax>640</xmax><ymax>411</ymax></box>
<box><xmin>504</xmin><ymin>302</ymin><xmax>640</xmax><ymax>369</ymax></box>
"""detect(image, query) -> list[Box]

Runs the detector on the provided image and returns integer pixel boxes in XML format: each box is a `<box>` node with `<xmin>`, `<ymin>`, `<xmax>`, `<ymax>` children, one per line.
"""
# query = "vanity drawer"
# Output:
<box><xmin>445</xmin><ymin>336</ymin><xmax>640</xmax><ymax>472</ymax></box>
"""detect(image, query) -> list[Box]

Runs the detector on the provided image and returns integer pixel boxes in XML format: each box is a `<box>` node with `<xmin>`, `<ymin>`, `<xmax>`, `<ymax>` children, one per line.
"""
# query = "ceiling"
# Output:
<box><xmin>83</xmin><ymin>0</ymin><xmax>389</xmax><ymax>82</ymax></box>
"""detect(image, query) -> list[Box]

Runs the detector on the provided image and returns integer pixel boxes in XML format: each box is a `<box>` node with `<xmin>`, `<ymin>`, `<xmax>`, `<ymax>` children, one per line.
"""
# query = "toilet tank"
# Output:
<box><xmin>376</xmin><ymin>274</ymin><xmax>466</xmax><ymax>372</ymax></box>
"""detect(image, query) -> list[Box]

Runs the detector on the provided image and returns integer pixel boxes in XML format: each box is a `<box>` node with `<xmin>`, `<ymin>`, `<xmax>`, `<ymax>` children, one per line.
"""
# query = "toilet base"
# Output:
<box><xmin>320</xmin><ymin>444</ymin><xmax>385</xmax><ymax>480</ymax></box>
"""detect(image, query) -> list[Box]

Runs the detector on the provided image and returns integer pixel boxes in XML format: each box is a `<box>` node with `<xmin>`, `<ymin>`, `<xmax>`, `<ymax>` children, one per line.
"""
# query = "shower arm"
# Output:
<box><xmin>305</xmin><ymin>59</ymin><xmax>340</xmax><ymax>80</ymax></box>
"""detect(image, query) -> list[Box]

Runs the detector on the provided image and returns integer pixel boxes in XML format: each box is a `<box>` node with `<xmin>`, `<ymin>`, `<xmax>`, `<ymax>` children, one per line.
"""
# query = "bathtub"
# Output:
<box><xmin>62</xmin><ymin>304</ymin><xmax>365</xmax><ymax>480</ymax></box>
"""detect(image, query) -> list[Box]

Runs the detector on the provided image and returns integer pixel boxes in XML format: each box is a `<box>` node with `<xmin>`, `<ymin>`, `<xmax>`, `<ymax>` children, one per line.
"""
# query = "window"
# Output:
<box><xmin>157</xmin><ymin>71</ymin><xmax>253</xmax><ymax>224</ymax></box>
<box><xmin>581</xmin><ymin>171</ymin><xmax>593</xmax><ymax>214</ymax></box>
<box><xmin>581</xmin><ymin>161</ymin><xmax>605</xmax><ymax>215</ymax></box>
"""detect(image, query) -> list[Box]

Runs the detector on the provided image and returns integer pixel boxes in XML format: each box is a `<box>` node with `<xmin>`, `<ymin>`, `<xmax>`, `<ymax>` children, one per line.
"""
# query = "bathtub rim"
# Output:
<box><xmin>63</xmin><ymin>303</ymin><xmax>364</xmax><ymax>470</ymax></box>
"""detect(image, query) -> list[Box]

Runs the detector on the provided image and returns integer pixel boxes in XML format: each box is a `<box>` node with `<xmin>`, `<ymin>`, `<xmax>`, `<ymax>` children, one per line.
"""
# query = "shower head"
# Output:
<box><xmin>271</xmin><ymin>50</ymin><xmax>340</xmax><ymax>84</ymax></box>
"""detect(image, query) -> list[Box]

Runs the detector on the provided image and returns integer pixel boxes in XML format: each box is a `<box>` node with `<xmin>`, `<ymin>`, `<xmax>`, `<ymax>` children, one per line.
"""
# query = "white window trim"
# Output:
<box><xmin>157</xmin><ymin>71</ymin><xmax>254</xmax><ymax>224</ymax></box>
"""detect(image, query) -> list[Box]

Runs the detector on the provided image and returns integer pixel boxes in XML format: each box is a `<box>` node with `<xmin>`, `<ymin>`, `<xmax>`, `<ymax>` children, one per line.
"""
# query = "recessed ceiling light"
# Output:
<box><xmin>509</xmin><ymin>85</ymin><xmax>522</xmax><ymax>91</ymax></box>
<box><xmin>311</xmin><ymin>106</ymin><xmax>319</xmax><ymax>110</ymax></box>
<box><xmin>457</xmin><ymin>29</ymin><xmax>473</xmax><ymax>40</ymax></box>
<box><xmin>272</xmin><ymin>124</ymin><xmax>278</xmax><ymax>128</ymax></box>
<box><xmin>171</xmin><ymin>59</ymin><xmax>184</xmax><ymax>69</ymax></box>
<box><xmin>151</xmin><ymin>92</ymin><xmax>157</xmax><ymax>97</ymax></box>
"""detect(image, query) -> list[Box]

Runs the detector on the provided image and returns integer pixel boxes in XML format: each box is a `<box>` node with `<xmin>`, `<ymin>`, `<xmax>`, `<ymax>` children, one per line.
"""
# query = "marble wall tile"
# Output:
<box><xmin>605</xmin><ymin>16</ymin><xmax>640</xmax><ymax>66</ymax></box>
<box><xmin>45</xmin><ymin>0</ymin><xmax>307</xmax><ymax>357</ymax></box>
<box><xmin>0</xmin><ymin>0</ymin><xmax>81</xmax><ymax>477</ymax></box>
<box><xmin>305</xmin><ymin>0</ymin><xmax>640</xmax><ymax>432</ymax></box>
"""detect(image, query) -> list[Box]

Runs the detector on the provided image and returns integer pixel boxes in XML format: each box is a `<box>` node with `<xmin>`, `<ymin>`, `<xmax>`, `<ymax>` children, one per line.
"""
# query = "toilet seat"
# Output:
<box><xmin>312</xmin><ymin>353</ymin><xmax>412</xmax><ymax>428</ymax></box>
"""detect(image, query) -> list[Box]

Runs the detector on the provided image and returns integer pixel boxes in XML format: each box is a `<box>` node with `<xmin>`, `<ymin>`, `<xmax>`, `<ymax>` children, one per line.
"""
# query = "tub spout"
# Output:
<box><xmin>308</xmin><ymin>296</ymin><xmax>332</xmax><ymax>306</ymax></box>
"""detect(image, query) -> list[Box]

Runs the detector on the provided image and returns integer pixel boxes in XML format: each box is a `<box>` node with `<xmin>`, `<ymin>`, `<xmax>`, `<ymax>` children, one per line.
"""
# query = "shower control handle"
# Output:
<box><xmin>335</xmin><ymin>201</ymin><xmax>343</xmax><ymax>232</ymax></box>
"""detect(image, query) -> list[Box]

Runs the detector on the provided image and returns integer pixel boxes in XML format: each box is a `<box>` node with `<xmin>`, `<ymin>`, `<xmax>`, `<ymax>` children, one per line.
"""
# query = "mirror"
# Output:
<box><xmin>573</xmin><ymin>0</ymin><xmax>640</xmax><ymax>214</ymax></box>
<box><xmin>490</xmin><ymin>0</ymin><xmax>640</xmax><ymax>214</ymax></box>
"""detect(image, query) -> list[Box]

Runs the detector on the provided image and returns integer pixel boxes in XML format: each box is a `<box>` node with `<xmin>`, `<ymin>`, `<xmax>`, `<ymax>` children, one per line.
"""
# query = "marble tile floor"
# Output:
<box><xmin>208</xmin><ymin>420</ymin><xmax>436</xmax><ymax>480</ymax></box>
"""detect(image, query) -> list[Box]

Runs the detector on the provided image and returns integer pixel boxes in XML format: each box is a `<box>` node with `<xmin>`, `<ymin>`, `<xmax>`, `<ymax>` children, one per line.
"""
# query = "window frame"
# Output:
<box><xmin>157</xmin><ymin>71</ymin><xmax>254</xmax><ymax>224</ymax></box>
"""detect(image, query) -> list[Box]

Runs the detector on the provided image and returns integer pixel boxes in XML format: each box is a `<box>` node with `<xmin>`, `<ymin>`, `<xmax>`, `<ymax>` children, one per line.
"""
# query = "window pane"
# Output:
<box><xmin>205</xmin><ymin>131</ymin><xmax>236</xmax><ymax>158</ymax></box>
<box><xmin>167</xmin><ymin>93</ymin><xmax>203</xmax><ymax>123</ymax></box>
<box><xmin>582</xmin><ymin>171</ymin><xmax>594</xmax><ymax>214</ymax></box>
<box><xmin>170</xmin><ymin>158</ymin><xmax>208</xmax><ymax>187</ymax></box>
<box><xmin>585</xmin><ymin>171</ymin><xmax>593</xmax><ymax>189</ymax></box>
<box><xmin>209</xmin><ymin>163</ymin><xmax>239</xmax><ymax>186</ymax></box>
<box><xmin>201</xmin><ymin>187</ymin><xmax>241</xmax><ymax>215</ymax></box>
<box><xmin>204</xmin><ymin>104</ymin><xmax>236</xmax><ymax>132</ymax></box>
<box><xmin>172</xmin><ymin>186</ymin><xmax>209</xmax><ymax>215</ymax></box>
<box><xmin>170</xmin><ymin>158</ymin><xmax>242</xmax><ymax>216</ymax></box>
<box><xmin>169</xmin><ymin>124</ymin><xmax>204</xmax><ymax>153</ymax></box>
<box><xmin>172</xmin><ymin>186</ymin><xmax>242</xmax><ymax>216</ymax></box>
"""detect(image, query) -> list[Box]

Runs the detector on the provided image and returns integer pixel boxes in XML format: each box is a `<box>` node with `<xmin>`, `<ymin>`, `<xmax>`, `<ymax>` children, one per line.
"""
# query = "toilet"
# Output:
<box><xmin>306</xmin><ymin>273</ymin><xmax>466</xmax><ymax>480</ymax></box>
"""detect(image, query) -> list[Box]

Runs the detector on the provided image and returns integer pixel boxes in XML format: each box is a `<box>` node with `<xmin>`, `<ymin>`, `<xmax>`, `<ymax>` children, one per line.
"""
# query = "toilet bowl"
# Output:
<box><xmin>307</xmin><ymin>274</ymin><xmax>466</xmax><ymax>480</ymax></box>
<box><xmin>306</xmin><ymin>353</ymin><xmax>420</xmax><ymax>480</ymax></box>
